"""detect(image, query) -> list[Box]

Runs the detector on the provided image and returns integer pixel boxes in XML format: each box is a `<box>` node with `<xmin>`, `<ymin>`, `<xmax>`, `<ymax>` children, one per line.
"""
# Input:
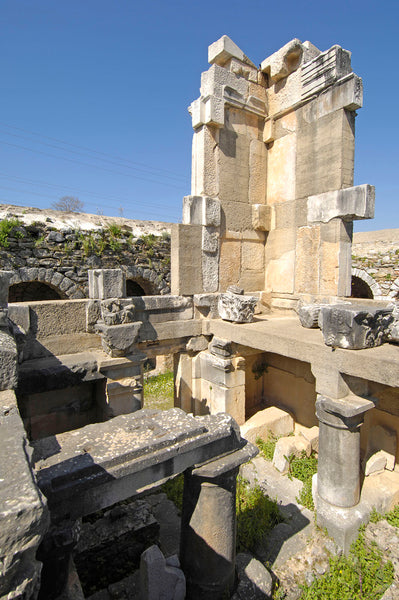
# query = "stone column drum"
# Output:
<box><xmin>316</xmin><ymin>394</ymin><xmax>375</xmax><ymax>508</ymax></box>
<box><xmin>180</xmin><ymin>444</ymin><xmax>256</xmax><ymax>599</ymax></box>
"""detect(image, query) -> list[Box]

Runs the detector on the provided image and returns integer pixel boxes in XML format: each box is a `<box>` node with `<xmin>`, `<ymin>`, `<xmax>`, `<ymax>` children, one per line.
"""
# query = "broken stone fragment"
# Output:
<box><xmin>272</xmin><ymin>435</ymin><xmax>311</xmax><ymax>474</ymax></box>
<box><xmin>209</xmin><ymin>336</ymin><xmax>233</xmax><ymax>357</ymax></box>
<box><xmin>387</xmin><ymin>304</ymin><xmax>399</xmax><ymax>343</ymax></box>
<box><xmin>218</xmin><ymin>292</ymin><xmax>258</xmax><ymax>323</ymax></box>
<box><xmin>235</xmin><ymin>552</ymin><xmax>274</xmax><ymax>599</ymax></box>
<box><xmin>364</xmin><ymin>451</ymin><xmax>388</xmax><ymax>476</ymax></box>
<box><xmin>100</xmin><ymin>322</ymin><xmax>142</xmax><ymax>357</ymax></box>
<box><xmin>319</xmin><ymin>304</ymin><xmax>394</xmax><ymax>349</ymax></box>
<box><xmin>140</xmin><ymin>544</ymin><xmax>186</xmax><ymax>600</ymax></box>
<box><xmin>296</xmin><ymin>303</ymin><xmax>325</xmax><ymax>328</ymax></box>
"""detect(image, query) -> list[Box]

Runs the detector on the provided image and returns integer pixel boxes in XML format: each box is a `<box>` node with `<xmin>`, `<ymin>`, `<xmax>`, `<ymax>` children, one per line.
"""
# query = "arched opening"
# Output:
<box><xmin>9</xmin><ymin>282</ymin><xmax>64</xmax><ymax>302</ymax></box>
<box><xmin>126</xmin><ymin>279</ymin><xmax>146</xmax><ymax>296</ymax></box>
<box><xmin>351</xmin><ymin>276</ymin><xmax>373</xmax><ymax>299</ymax></box>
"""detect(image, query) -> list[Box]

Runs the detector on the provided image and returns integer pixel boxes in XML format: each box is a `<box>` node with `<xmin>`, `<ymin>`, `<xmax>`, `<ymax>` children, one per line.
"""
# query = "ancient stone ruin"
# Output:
<box><xmin>1</xmin><ymin>35</ymin><xmax>399</xmax><ymax>599</ymax></box>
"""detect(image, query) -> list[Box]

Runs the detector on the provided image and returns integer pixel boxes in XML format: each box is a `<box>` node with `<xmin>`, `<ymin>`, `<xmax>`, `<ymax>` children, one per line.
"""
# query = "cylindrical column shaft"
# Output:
<box><xmin>180</xmin><ymin>467</ymin><xmax>238</xmax><ymax>599</ymax></box>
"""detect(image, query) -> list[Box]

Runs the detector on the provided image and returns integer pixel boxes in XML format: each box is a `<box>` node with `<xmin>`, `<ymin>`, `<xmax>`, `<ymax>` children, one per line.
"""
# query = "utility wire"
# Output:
<box><xmin>0</xmin><ymin>121</ymin><xmax>188</xmax><ymax>182</ymax></box>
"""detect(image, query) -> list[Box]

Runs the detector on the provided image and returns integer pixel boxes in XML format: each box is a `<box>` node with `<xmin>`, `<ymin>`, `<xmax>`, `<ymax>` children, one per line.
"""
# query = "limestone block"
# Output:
<box><xmin>0</xmin><ymin>271</ymin><xmax>13</xmax><ymax>307</ymax></box>
<box><xmin>295</xmin><ymin>424</ymin><xmax>319</xmax><ymax>453</ymax></box>
<box><xmin>201</xmin><ymin>379</ymin><xmax>245</xmax><ymax>425</ymax></box>
<box><xmin>235</xmin><ymin>553</ymin><xmax>273</xmax><ymax>599</ymax></box>
<box><xmin>100</xmin><ymin>322</ymin><xmax>142</xmax><ymax>357</ymax></box>
<box><xmin>319</xmin><ymin>304</ymin><xmax>394</xmax><ymax>349</ymax></box>
<box><xmin>241</xmin><ymin>239</ymin><xmax>265</xmax><ymax>272</ymax></box>
<box><xmin>240</xmin><ymin>406</ymin><xmax>294</xmax><ymax>445</ymax></box>
<box><xmin>261</xmin><ymin>39</ymin><xmax>304</xmax><ymax>82</ymax></box>
<box><xmin>88</xmin><ymin>269</ymin><xmax>126</xmax><ymax>300</ymax></box>
<box><xmin>263</xmin><ymin>118</ymin><xmax>274</xmax><ymax>143</ymax></box>
<box><xmin>182</xmin><ymin>195</ymin><xmax>221</xmax><ymax>227</ymax></box>
<box><xmin>301</xmin><ymin>45</ymin><xmax>352</xmax><ymax>99</ymax></box>
<box><xmin>202</xmin><ymin>251</ymin><xmax>219</xmax><ymax>293</ymax></box>
<box><xmin>200</xmin><ymin>64</ymin><xmax>249</xmax><ymax>106</ymax></box>
<box><xmin>191</xmin><ymin>125</ymin><xmax>218</xmax><ymax>198</ymax></box>
<box><xmin>202</xmin><ymin>226</ymin><xmax>219</xmax><ymax>253</ymax></box>
<box><xmin>189</xmin><ymin>95</ymin><xmax>225</xmax><ymax>129</ymax></box>
<box><xmin>209</xmin><ymin>336</ymin><xmax>233</xmax><ymax>358</ymax></box>
<box><xmin>308</xmin><ymin>184</ymin><xmax>375</xmax><ymax>224</ymax></box>
<box><xmin>8</xmin><ymin>304</ymin><xmax>30</xmax><ymax>334</ymax></box>
<box><xmin>301</xmin><ymin>73</ymin><xmax>363</xmax><ymax>123</ymax></box>
<box><xmin>266</xmin><ymin>134</ymin><xmax>296</xmax><ymax>204</ymax></box>
<box><xmin>208</xmin><ymin>35</ymin><xmax>245</xmax><ymax>67</ymax></box>
<box><xmin>365</xmin><ymin>424</ymin><xmax>396</xmax><ymax>471</ymax></box>
<box><xmin>140</xmin><ymin>544</ymin><xmax>186</xmax><ymax>600</ymax></box>
<box><xmin>295</xmin><ymin>226</ymin><xmax>321</xmax><ymax>295</ymax></box>
<box><xmin>186</xmin><ymin>335</ymin><xmax>209</xmax><ymax>353</ymax></box>
<box><xmin>218</xmin><ymin>291</ymin><xmax>257</xmax><ymax>323</ymax></box>
<box><xmin>265</xmin><ymin>250</ymin><xmax>295</xmax><ymax>295</ymax></box>
<box><xmin>365</xmin><ymin>451</ymin><xmax>387</xmax><ymax>476</ymax></box>
<box><xmin>249</xmin><ymin>139</ymin><xmax>267</xmax><ymax>206</ymax></box>
<box><xmin>219</xmin><ymin>238</ymin><xmax>241</xmax><ymax>291</ymax></box>
<box><xmin>272</xmin><ymin>435</ymin><xmax>311</xmax><ymax>473</ymax></box>
<box><xmin>252</xmin><ymin>205</ymin><xmax>271</xmax><ymax>232</ymax></box>
<box><xmin>0</xmin><ymin>330</ymin><xmax>17</xmax><ymax>391</ymax></box>
<box><xmin>171</xmin><ymin>224</ymin><xmax>202</xmax><ymax>295</ymax></box>
<box><xmin>199</xmin><ymin>351</ymin><xmax>245</xmax><ymax>388</ymax></box>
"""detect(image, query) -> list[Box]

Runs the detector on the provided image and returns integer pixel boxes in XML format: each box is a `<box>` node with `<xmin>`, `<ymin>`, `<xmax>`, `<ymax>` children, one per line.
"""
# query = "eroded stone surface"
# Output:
<box><xmin>218</xmin><ymin>292</ymin><xmax>258</xmax><ymax>323</ymax></box>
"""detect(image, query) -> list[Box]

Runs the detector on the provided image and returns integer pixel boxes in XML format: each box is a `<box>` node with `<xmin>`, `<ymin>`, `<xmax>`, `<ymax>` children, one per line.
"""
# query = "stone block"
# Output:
<box><xmin>364</xmin><ymin>451</ymin><xmax>387</xmax><ymax>476</ymax></box>
<box><xmin>201</xmin><ymin>379</ymin><xmax>245</xmax><ymax>425</ymax></box>
<box><xmin>100</xmin><ymin>322</ymin><xmax>142</xmax><ymax>357</ymax></box>
<box><xmin>0</xmin><ymin>330</ymin><xmax>18</xmax><ymax>391</ymax></box>
<box><xmin>272</xmin><ymin>435</ymin><xmax>311</xmax><ymax>473</ymax></box>
<box><xmin>361</xmin><ymin>470</ymin><xmax>399</xmax><ymax>514</ymax></box>
<box><xmin>252</xmin><ymin>205</ymin><xmax>271</xmax><ymax>231</ymax></box>
<box><xmin>219</xmin><ymin>238</ymin><xmax>241</xmax><ymax>291</ymax></box>
<box><xmin>365</xmin><ymin>424</ymin><xmax>396</xmax><ymax>471</ymax></box>
<box><xmin>200</xmin><ymin>351</ymin><xmax>245</xmax><ymax>388</ymax></box>
<box><xmin>0</xmin><ymin>271</ymin><xmax>13</xmax><ymax>307</ymax></box>
<box><xmin>202</xmin><ymin>226</ymin><xmax>219</xmax><ymax>253</ymax></box>
<box><xmin>8</xmin><ymin>304</ymin><xmax>30</xmax><ymax>334</ymax></box>
<box><xmin>140</xmin><ymin>544</ymin><xmax>186</xmax><ymax>600</ymax></box>
<box><xmin>263</xmin><ymin>119</ymin><xmax>274</xmax><ymax>143</ymax></box>
<box><xmin>295</xmin><ymin>226</ymin><xmax>321</xmax><ymax>295</ymax></box>
<box><xmin>301</xmin><ymin>45</ymin><xmax>352</xmax><ymax>99</ymax></box>
<box><xmin>186</xmin><ymin>335</ymin><xmax>209</xmax><ymax>354</ymax></box>
<box><xmin>202</xmin><ymin>250</ymin><xmax>219</xmax><ymax>293</ymax></box>
<box><xmin>295</xmin><ymin>424</ymin><xmax>319</xmax><ymax>453</ymax></box>
<box><xmin>240</xmin><ymin>406</ymin><xmax>294</xmax><ymax>445</ymax></box>
<box><xmin>182</xmin><ymin>195</ymin><xmax>221</xmax><ymax>227</ymax></box>
<box><xmin>319</xmin><ymin>304</ymin><xmax>393</xmax><ymax>349</ymax></box>
<box><xmin>261</xmin><ymin>38</ymin><xmax>304</xmax><ymax>82</ymax></box>
<box><xmin>235</xmin><ymin>553</ymin><xmax>273</xmax><ymax>599</ymax></box>
<box><xmin>191</xmin><ymin>125</ymin><xmax>219</xmax><ymax>197</ymax></box>
<box><xmin>266</xmin><ymin>133</ymin><xmax>296</xmax><ymax>203</ymax></box>
<box><xmin>208</xmin><ymin>35</ymin><xmax>245</xmax><ymax>67</ymax></box>
<box><xmin>209</xmin><ymin>336</ymin><xmax>233</xmax><ymax>358</ymax></box>
<box><xmin>171</xmin><ymin>224</ymin><xmax>202</xmax><ymax>295</ymax></box>
<box><xmin>308</xmin><ymin>184</ymin><xmax>375</xmax><ymax>224</ymax></box>
<box><xmin>218</xmin><ymin>291</ymin><xmax>258</xmax><ymax>323</ymax></box>
<box><xmin>297</xmin><ymin>303</ymin><xmax>324</xmax><ymax>328</ymax></box>
<box><xmin>88</xmin><ymin>269</ymin><xmax>126</xmax><ymax>300</ymax></box>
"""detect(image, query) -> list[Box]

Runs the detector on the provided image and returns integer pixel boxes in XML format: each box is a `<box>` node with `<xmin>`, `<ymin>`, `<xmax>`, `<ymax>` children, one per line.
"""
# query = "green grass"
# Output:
<box><xmin>287</xmin><ymin>450</ymin><xmax>318</xmax><ymax>511</ymax></box>
<box><xmin>256</xmin><ymin>433</ymin><xmax>278</xmax><ymax>461</ymax></box>
<box><xmin>236</xmin><ymin>477</ymin><xmax>282</xmax><ymax>552</ymax></box>
<box><xmin>143</xmin><ymin>370</ymin><xmax>174</xmax><ymax>411</ymax></box>
<box><xmin>0</xmin><ymin>218</ymin><xmax>24</xmax><ymax>248</ymax></box>
<box><xmin>299</xmin><ymin>532</ymin><xmax>393</xmax><ymax>599</ymax></box>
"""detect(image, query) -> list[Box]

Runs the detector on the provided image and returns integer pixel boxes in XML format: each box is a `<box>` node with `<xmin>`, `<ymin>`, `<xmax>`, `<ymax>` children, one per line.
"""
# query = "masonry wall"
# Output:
<box><xmin>0</xmin><ymin>206</ymin><xmax>171</xmax><ymax>299</ymax></box>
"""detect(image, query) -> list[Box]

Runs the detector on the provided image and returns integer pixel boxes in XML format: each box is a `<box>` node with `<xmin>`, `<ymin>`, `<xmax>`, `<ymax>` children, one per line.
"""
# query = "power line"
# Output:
<box><xmin>0</xmin><ymin>139</ymin><xmax>187</xmax><ymax>190</ymax></box>
<box><xmin>0</xmin><ymin>171</ymin><xmax>182</xmax><ymax>213</ymax></box>
<box><xmin>0</xmin><ymin>121</ymin><xmax>188</xmax><ymax>182</ymax></box>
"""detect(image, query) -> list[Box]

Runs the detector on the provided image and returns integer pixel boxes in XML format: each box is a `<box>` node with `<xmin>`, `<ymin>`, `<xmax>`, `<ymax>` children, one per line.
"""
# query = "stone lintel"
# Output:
<box><xmin>316</xmin><ymin>394</ymin><xmax>375</xmax><ymax>428</ymax></box>
<box><xmin>33</xmin><ymin>409</ymin><xmax>243</xmax><ymax>520</ymax></box>
<box><xmin>191</xmin><ymin>441</ymin><xmax>258</xmax><ymax>479</ymax></box>
<box><xmin>308</xmin><ymin>184</ymin><xmax>375</xmax><ymax>224</ymax></box>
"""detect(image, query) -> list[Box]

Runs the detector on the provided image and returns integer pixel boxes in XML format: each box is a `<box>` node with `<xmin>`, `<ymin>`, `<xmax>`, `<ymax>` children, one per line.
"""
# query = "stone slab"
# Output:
<box><xmin>308</xmin><ymin>184</ymin><xmax>375</xmax><ymax>224</ymax></box>
<box><xmin>33</xmin><ymin>409</ymin><xmax>245</xmax><ymax>520</ymax></box>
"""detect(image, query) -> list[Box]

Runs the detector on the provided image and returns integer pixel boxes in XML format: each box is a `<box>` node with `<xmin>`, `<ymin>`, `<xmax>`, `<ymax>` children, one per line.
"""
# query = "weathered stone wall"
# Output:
<box><xmin>0</xmin><ymin>205</ymin><xmax>171</xmax><ymax>300</ymax></box>
<box><xmin>352</xmin><ymin>229</ymin><xmax>399</xmax><ymax>299</ymax></box>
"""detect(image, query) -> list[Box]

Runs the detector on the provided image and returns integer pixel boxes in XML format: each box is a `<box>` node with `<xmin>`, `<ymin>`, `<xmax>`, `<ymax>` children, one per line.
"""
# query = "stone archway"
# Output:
<box><xmin>124</xmin><ymin>266</ymin><xmax>160</xmax><ymax>296</ymax></box>
<box><xmin>351</xmin><ymin>268</ymin><xmax>383</xmax><ymax>300</ymax></box>
<box><xmin>9</xmin><ymin>268</ymin><xmax>84</xmax><ymax>301</ymax></box>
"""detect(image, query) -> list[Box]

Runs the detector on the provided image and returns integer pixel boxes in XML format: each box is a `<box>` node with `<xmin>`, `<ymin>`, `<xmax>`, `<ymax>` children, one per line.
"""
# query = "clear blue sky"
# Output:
<box><xmin>0</xmin><ymin>0</ymin><xmax>397</xmax><ymax>230</ymax></box>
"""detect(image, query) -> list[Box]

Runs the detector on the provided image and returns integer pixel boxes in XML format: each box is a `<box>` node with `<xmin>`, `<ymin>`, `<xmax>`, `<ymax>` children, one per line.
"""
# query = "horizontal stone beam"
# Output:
<box><xmin>33</xmin><ymin>408</ymin><xmax>254</xmax><ymax>521</ymax></box>
<box><xmin>307</xmin><ymin>184</ymin><xmax>375</xmax><ymax>223</ymax></box>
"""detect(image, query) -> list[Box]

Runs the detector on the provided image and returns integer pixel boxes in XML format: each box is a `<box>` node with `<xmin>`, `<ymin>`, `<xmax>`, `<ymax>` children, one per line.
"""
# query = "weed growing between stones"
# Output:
<box><xmin>0</xmin><ymin>218</ymin><xmax>24</xmax><ymax>247</ymax></box>
<box><xmin>256</xmin><ymin>434</ymin><xmax>278</xmax><ymax>461</ymax></box>
<box><xmin>287</xmin><ymin>450</ymin><xmax>318</xmax><ymax>511</ymax></box>
<box><xmin>161</xmin><ymin>474</ymin><xmax>184</xmax><ymax>512</ymax></box>
<box><xmin>236</xmin><ymin>477</ymin><xmax>282</xmax><ymax>553</ymax></box>
<box><xmin>299</xmin><ymin>532</ymin><xmax>393</xmax><ymax>599</ymax></box>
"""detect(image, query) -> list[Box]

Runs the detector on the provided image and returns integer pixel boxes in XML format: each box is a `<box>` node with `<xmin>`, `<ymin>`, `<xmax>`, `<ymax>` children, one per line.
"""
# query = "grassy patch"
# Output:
<box><xmin>0</xmin><ymin>218</ymin><xmax>23</xmax><ymax>248</ymax></box>
<box><xmin>299</xmin><ymin>532</ymin><xmax>393</xmax><ymax>599</ymax></box>
<box><xmin>143</xmin><ymin>370</ymin><xmax>174</xmax><ymax>411</ymax></box>
<box><xmin>288</xmin><ymin>451</ymin><xmax>318</xmax><ymax>511</ymax></box>
<box><xmin>236</xmin><ymin>477</ymin><xmax>282</xmax><ymax>552</ymax></box>
<box><xmin>256</xmin><ymin>433</ymin><xmax>278</xmax><ymax>461</ymax></box>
